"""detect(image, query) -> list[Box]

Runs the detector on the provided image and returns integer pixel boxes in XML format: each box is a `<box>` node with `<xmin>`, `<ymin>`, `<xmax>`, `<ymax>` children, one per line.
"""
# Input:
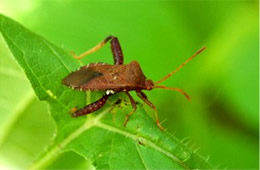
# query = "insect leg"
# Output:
<box><xmin>110</xmin><ymin>37</ymin><xmax>123</xmax><ymax>65</ymax></box>
<box><xmin>153</xmin><ymin>85</ymin><xmax>191</xmax><ymax>101</ymax></box>
<box><xmin>136</xmin><ymin>91</ymin><xmax>164</xmax><ymax>130</ymax></box>
<box><xmin>72</xmin><ymin>95</ymin><xmax>110</xmax><ymax>117</ymax></box>
<box><xmin>123</xmin><ymin>91</ymin><xmax>137</xmax><ymax>127</ymax></box>
<box><xmin>71</xmin><ymin>35</ymin><xmax>124</xmax><ymax>65</ymax></box>
<box><xmin>71</xmin><ymin>35</ymin><xmax>113</xmax><ymax>59</ymax></box>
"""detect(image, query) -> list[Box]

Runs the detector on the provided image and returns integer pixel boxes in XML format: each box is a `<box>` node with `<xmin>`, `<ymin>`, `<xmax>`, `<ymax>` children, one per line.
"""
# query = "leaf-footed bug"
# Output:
<box><xmin>62</xmin><ymin>35</ymin><xmax>206</xmax><ymax>130</ymax></box>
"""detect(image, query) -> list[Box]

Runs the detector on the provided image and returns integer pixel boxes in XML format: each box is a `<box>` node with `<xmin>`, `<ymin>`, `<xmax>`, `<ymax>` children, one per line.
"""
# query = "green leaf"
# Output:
<box><xmin>0</xmin><ymin>35</ymin><xmax>34</xmax><ymax>147</ymax></box>
<box><xmin>0</xmin><ymin>28</ymin><xmax>55</xmax><ymax>169</ymax></box>
<box><xmin>0</xmin><ymin>14</ymin><xmax>211</xmax><ymax>169</ymax></box>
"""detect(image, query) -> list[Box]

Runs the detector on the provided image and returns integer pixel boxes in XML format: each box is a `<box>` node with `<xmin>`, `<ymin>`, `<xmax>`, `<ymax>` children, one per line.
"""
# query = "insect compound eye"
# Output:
<box><xmin>106</xmin><ymin>90</ymin><xmax>115</xmax><ymax>95</ymax></box>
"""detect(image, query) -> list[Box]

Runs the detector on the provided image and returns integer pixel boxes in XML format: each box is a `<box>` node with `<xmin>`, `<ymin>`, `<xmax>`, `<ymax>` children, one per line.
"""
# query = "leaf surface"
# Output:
<box><xmin>0</xmin><ymin>14</ymin><xmax>211</xmax><ymax>169</ymax></box>
<box><xmin>0</xmin><ymin>29</ymin><xmax>54</xmax><ymax>169</ymax></box>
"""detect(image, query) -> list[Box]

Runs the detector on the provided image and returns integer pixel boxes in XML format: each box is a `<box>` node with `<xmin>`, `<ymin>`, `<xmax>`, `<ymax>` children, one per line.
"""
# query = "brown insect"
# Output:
<box><xmin>62</xmin><ymin>36</ymin><xmax>206</xmax><ymax>130</ymax></box>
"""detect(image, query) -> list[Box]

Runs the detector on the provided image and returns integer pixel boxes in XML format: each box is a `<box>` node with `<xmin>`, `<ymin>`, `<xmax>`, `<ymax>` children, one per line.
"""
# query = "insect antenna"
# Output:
<box><xmin>153</xmin><ymin>46</ymin><xmax>206</xmax><ymax>101</ymax></box>
<box><xmin>154</xmin><ymin>46</ymin><xmax>206</xmax><ymax>85</ymax></box>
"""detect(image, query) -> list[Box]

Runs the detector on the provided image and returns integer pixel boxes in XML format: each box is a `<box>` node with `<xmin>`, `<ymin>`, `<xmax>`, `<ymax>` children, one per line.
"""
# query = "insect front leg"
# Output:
<box><xmin>71</xmin><ymin>35</ymin><xmax>124</xmax><ymax>65</ymax></box>
<box><xmin>72</xmin><ymin>94</ymin><xmax>110</xmax><ymax>117</ymax></box>
<box><xmin>123</xmin><ymin>91</ymin><xmax>137</xmax><ymax>127</ymax></box>
<box><xmin>136</xmin><ymin>91</ymin><xmax>164</xmax><ymax>130</ymax></box>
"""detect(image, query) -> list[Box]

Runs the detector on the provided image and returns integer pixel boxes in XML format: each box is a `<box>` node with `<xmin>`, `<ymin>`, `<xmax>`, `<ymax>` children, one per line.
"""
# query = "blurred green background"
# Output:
<box><xmin>0</xmin><ymin>0</ymin><xmax>258</xmax><ymax>169</ymax></box>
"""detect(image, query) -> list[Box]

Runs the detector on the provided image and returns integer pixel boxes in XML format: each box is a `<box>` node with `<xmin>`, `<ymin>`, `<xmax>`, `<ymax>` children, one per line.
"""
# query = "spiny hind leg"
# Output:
<box><xmin>72</xmin><ymin>35</ymin><xmax>124</xmax><ymax>65</ymax></box>
<box><xmin>71</xmin><ymin>94</ymin><xmax>110</xmax><ymax>117</ymax></box>
<box><xmin>123</xmin><ymin>91</ymin><xmax>137</xmax><ymax>127</ymax></box>
<box><xmin>136</xmin><ymin>91</ymin><xmax>164</xmax><ymax>130</ymax></box>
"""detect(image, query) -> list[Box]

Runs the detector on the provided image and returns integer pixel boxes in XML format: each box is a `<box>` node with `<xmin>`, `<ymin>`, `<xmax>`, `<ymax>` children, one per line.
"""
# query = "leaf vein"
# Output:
<box><xmin>135</xmin><ymin>143</ymin><xmax>148</xmax><ymax>170</ymax></box>
<box><xmin>0</xmin><ymin>31</ymin><xmax>71</xmax><ymax>111</ymax></box>
<box><xmin>40</xmin><ymin>38</ymin><xmax>73</xmax><ymax>73</ymax></box>
<box><xmin>95</xmin><ymin>122</ymin><xmax>189</xmax><ymax>169</ymax></box>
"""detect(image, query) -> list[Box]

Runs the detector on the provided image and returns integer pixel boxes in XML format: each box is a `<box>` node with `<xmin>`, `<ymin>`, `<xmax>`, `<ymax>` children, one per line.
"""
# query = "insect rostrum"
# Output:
<box><xmin>62</xmin><ymin>35</ymin><xmax>206</xmax><ymax>130</ymax></box>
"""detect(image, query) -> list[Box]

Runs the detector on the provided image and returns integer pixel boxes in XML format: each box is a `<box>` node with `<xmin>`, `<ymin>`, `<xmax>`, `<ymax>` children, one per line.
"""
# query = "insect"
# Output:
<box><xmin>62</xmin><ymin>35</ymin><xmax>206</xmax><ymax>130</ymax></box>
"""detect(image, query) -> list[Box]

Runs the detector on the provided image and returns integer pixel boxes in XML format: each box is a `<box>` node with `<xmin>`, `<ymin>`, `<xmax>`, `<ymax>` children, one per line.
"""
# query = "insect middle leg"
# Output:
<box><xmin>123</xmin><ymin>91</ymin><xmax>137</xmax><ymax>127</ymax></box>
<box><xmin>72</xmin><ymin>94</ymin><xmax>110</xmax><ymax>117</ymax></box>
<box><xmin>72</xmin><ymin>35</ymin><xmax>123</xmax><ymax>65</ymax></box>
<box><xmin>136</xmin><ymin>91</ymin><xmax>164</xmax><ymax>130</ymax></box>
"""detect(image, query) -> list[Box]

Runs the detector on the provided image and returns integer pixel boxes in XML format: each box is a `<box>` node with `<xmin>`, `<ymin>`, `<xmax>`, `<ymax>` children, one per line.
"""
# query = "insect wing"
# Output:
<box><xmin>62</xmin><ymin>67</ymin><xmax>103</xmax><ymax>88</ymax></box>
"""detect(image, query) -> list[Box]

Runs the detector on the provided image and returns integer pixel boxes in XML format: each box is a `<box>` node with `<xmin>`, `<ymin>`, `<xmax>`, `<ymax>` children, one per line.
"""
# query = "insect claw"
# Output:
<box><xmin>156</xmin><ymin>120</ymin><xmax>165</xmax><ymax>131</ymax></box>
<box><xmin>69</xmin><ymin>107</ymin><xmax>78</xmax><ymax>114</ymax></box>
<box><xmin>70</xmin><ymin>51</ymin><xmax>78</xmax><ymax>59</ymax></box>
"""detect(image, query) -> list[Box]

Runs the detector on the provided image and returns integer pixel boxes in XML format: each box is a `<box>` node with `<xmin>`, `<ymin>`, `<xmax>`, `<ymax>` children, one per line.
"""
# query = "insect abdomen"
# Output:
<box><xmin>72</xmin><ymin>95</ymin><xmax>110</xmax><ymax>117</ymax></box>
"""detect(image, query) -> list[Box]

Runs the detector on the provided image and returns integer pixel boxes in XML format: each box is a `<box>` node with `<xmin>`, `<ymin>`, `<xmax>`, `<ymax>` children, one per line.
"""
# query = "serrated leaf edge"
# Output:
<box><xmin>29</xmin><ymin>105</ymin><xmax>193</xmax><ymax>169</ymax></box>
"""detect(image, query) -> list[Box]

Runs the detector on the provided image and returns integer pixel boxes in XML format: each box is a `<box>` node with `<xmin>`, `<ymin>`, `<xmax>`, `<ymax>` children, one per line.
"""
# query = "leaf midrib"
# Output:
<box><xmin>95</xmin><ymin>123</ymin><xmax>189</xmax><ymax>169</ymax></box>
<box><xmin>29</xmin><ymin>106</ymin><xmax>189</xmax><ymax>170</ymax></box>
